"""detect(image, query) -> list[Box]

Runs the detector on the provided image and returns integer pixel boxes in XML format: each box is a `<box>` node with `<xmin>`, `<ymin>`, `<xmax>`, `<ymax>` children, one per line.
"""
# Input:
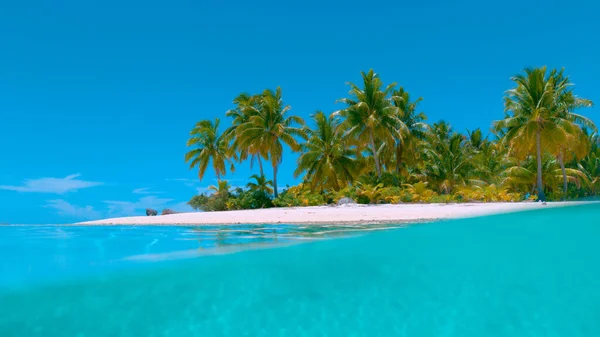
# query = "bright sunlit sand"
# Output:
<box><xmin>77</xmin><ymin>201</ymin><xmax>594</xmax><ymax>225</ymax></box>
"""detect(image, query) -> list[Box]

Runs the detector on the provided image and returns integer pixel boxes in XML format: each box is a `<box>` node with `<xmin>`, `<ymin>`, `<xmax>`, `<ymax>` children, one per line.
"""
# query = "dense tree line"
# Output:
<box><xmin>186</xmin><ymin>67</ymin><xmax>597</xmax><ymax>211</ymax></box>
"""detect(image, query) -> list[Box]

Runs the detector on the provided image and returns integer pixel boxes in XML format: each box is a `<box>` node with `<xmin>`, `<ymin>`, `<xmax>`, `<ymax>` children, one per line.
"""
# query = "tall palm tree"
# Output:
<box><xmin>225</xmin><ymin>93</ymin><xmax>266</xmax><ymax>176</ymax></box>
<box><xmin>185</xmin><ymin>118</ymin><xmax>232</xmax><ymax>181</ymax></box>
<box><xmin>549</xmin><ymin>70</ymin><xmax>596</xmax><ymax>195</ymax></box>
<box><xmin>295</xmin><ymin>111</ymin><xmax>359</xmax><ymax>191</ymax></box>
<box><xmin>246</xmin><ymin>174</ymin><xmax>274</xmax><ymax>194</ymax></box>
<box><xmin>235</xmin><ymin>87</ymin><xmax>307</xmax><ymax>197</ymax></box>
<box><xmin>493</xmin><ymin>67</ymin><xmax>574</xmax><ymax>201</ymax></box>
<box><xmin>336</xmin><ymin>69</ymin><xmax>404</xmax><ymax>178</ymax></box>
<box><xmin>391</xmin><ymin>87</ymin><xmax>427</xmax><ymax>174</ymax></box>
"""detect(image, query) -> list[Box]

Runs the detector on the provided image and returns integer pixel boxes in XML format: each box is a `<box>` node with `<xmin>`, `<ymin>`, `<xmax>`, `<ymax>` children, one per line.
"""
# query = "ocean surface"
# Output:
<box><xmin>1</xmin><ymin>204</ymin><xmax>599</xmax><ymax>336</ymax></box>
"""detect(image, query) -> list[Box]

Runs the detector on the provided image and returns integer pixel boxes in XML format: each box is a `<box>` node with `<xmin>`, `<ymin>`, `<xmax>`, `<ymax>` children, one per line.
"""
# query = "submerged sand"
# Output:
<box><xmin>77</xmin><ymin>201</ymin><xmax>594</xmax><ymax>225</ymax></box>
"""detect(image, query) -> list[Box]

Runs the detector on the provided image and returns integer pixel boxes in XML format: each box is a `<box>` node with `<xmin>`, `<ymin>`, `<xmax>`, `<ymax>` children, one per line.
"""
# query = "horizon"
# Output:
<box><xmin>1</xmin><ymin>0</ymin><xmax>599</xmax><ymax>224</ymax></box>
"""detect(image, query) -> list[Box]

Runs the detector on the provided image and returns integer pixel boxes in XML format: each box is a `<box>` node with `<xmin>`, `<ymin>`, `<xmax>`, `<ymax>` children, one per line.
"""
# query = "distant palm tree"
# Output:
<box><xmin>423</xmin><ymin>121</ymin><xmax>472</xmax><ymax>193</ymax></box>
<box><xmin>391</xmin><ymin>87</ymin><xmax>427</xmax><ymax>174</ymax></box>
<box><xmin>295</xmin><ymin>111</ymin><xmax>359</xmax><ymax>191</ymax></box>
<box><xmin>578</xmin><ymin>148</ymin><xmax>600</xmax><ymax>195</ymax></box>
<box><xmin>235</xmin><ymin>87</ymin><xmax>307</xmax><ymax>197</ymax></box>
<box><xmin>208</xmin><ymin>180</ymin><xmax>231</xmax><ymax>196</ymax></box>
<box><xmin>336</xmin><ymin>69</ymin><xmax>404</xmax><ymax>178</ymax></box>
<box><xmin>466</xmin><ymin>128</ymin><xmax>485</xmax><ymax>150</ymax></box>
<box><xmin>246</xmin><ymin>174</ymin><xmax>274</xmax><ymax>194</ymax></box>
<box><xmin>471</xmin><ymin>139</ymin><xmax>508</xmax><ymax>185</ymax></box>
<box><xmin>494</xmin><ymin>67</ymin><xmax>575</xmax><ymax>201</ymax></box>
<box><xmin>185</xmin><ymin>118</ymin><xmax>232</xmax><ymax>181</ymax></box>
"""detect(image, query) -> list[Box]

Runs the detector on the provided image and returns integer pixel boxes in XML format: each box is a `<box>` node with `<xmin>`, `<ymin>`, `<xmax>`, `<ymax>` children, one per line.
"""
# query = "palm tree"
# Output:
<box><xmin>208</xmin><ymin>180</ymin><xmax>231</xmax><ymax>196</ymax></box>
<box><xmin>422</xmin><ymin>121</ymin><xmax>472</xmax><ymax>193</ymax></box>
<box><xmin>225</xmin><ymin>93</ymin><xmax>266</xmax><ymax>176</ymax></box>
<box><xmin>246</xmin><ymin>174</ymin><xmax>274</xmax><ymax>194</ymax></box>
<box><xmin>579</xmin><ymin>152</ymin><xmax>600</xmax><ymax>195</ymax></box>
<box><xmin>466</xmin><ymin>128</ymin><xmax>485</xmax><ymax>150</ymax></box>
<box><xmin>336</xmin><ymin>69</ymin><xmax>404</xmax><ymax>178</ymax></box>
<box><xmin>502</xmin><ymin>155</ymin><xmax>586</xmax><ymax>195</ymax></box>
<box><xmin>471</xmin><ymin>138</ymin><xmax>508</xmax><ymax>185</ymax></box>
<box><xmin>185</xmin><ymin>118</ymin><xmax>232</xmax><ymax>181</ymax></box>
<box><xmin>554</xmin><ymin>127</ymin><xmax>590</xmax><ymax>197</ymax></box>
<box><xmin>295</xmin><ymin>111</ymin><xmax>359</xmax><ymax>191</ymax></box>
<box><xmin>494</xmin><ymin>67</ymin><xmax>575</xmax><ymax>201</ymax></box>
<box><xmin>549</xmin><ymin>70</ymin><xmax>595</xmax><ymax>196</ymax></box>
<box><xmin>391</xmin><ymin>87</ymin><xmax>427</xmax><ymax>174</ymax></box>
<box><xmin>576</xmin><ymin>132</ymin><xmax>600</xmax><ymax>195</ymax></box>
<box><xmin>235</xmin><ymin>87</ymin><xmax>307</xmax><ymax>197</ymax></box>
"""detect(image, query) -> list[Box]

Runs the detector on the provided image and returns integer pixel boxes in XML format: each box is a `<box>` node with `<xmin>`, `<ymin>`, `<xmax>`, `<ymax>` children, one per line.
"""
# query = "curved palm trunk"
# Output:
<box><xmin>395</xmin><ymin>142</ymin><xmax>403</xmax><ymax>174</ymax></box>
<box><xmin>272</xmin><ymin>163</ymin><xmax>279</xmax><ymax>198</ymax></box>
<box><xmin>257</xmin><ymin>155</ymin><xmax>264</xmax><ymax>177</ymax></box>
<box><xmin>535</xmin><ymin>131</ymin><xmax>546</xmax><ymax>201</ymax></box>
<box><xmin>559</xmin><ymin>153</ymin><xmax>567</xmax><ymax>199</ymax></box>
<box><xmin>369</xmin><ymin>128</ymin><xmax>382</xmax><ymax>178</ymax></box>
<box><xmin>215</xmin><ymin>170</ymin><xmax>221</xmax><ymax>182</ymax></box>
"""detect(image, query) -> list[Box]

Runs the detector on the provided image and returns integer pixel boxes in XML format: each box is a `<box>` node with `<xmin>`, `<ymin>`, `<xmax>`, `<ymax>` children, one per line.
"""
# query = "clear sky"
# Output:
<box><xmin>1</xmin><ymin>0</ymin><xmax>598</xmax><ymax>224</ymax></box>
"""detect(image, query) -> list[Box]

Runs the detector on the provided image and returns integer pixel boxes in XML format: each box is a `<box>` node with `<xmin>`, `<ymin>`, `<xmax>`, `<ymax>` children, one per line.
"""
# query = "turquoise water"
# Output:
<box><xmin>1</xmin><ymin>205</ymin><xmax>599</xmax><ymax>336</ymax></box>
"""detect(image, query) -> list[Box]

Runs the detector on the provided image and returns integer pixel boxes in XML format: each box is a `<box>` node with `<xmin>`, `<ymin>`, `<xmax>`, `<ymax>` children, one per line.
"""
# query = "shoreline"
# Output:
<box><xmin>75</xmin><ymin>201</ymin><xmax>596</xmax><ymax>226</ymax></box>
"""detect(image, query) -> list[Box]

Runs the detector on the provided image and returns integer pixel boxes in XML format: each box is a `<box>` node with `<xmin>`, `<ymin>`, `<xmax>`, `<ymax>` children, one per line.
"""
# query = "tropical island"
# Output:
<box><xmin>185</xmin><ymin>67</ymin><xmax>597</xmax><ymax>208</ymax></box>
<box><xmin>81</xmin><ymin>66</ymin><xmax>599</xmax><ymax>225</ymax></box>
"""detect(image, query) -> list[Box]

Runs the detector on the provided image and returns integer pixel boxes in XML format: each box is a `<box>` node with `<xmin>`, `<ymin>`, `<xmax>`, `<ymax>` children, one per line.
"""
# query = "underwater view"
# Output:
<box><xmin>1</xmin><ymin>205</ymin><xmax>599</xmax><ymax>336</ymax></box>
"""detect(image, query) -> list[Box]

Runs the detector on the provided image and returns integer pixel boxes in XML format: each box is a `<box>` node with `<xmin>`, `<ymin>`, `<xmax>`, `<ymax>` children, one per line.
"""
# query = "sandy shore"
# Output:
<box><xmin>77</xmin><ymin>201</ymin><xmax>594</xmax><ymax>225</ymax></box>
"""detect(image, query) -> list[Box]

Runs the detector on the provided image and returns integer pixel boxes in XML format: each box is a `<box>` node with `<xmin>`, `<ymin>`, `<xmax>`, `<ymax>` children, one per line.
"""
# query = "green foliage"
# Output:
<box><xmin>295</xmin><ymin>111</ymin><xmax>359</xmax><ymax>191</ymax></box>
<box><xmin>188</xmin><ymin>180</ymin><xmax>232</xmax><ymax>212</ymax></box>
<box><xmin>232</xmin><ymin>87</ymin><xmax>307</xmax><ymax>197</ymax></box>
<box><xmin>184</xmin><ymin>67</ymin><xmax>598</xmax><ymax>209</ymax></box>
<box><xmin>246</xmin><ymin>174</ymin><xmax>274</xmax><ymax>195</ymax></box>
<box><xmin>493</xmin><ymin>67</ymin><xmax>594</xmax><ymax>201</ymax></box>
<box><xmin>422</xmin><ymin>121</ymin><xmax>473</xmax><ymax>193</ymax></box>
<box><xmin>379</xmin><ymin>186</ymin><xmax>404</xmax><ymax>204</ymax></box>
<box><xmin>336</xmin><ymin>69</ymin><xmax>404</xmax><ymax>178</ymax></box>
<box><xmin>378</xmin><ymin>172</ymin><xmax>403</xmax><ymax>187</ymax></box>
<box><xmin>454</xmin><ymin>185</ymin><xmax>522</xmax><ymax>202</ymax></box>
<box><xmin>185</xmin><ymin>118</ymin><xmax>232</xmax><ymax>181</ymax></box>
<box><xmin>428</xmin><ymin>194</ymin><xmax>455</xmax><ymax>203</ymax></box>
<box><xmin>354</xmin><ymin>183</ymin><xmax>384</xmax><ymax>204</ymax></box>
<box><xmin>403</xmin><ymin>182</ymin><xmax>437</xmax><ymax>202</ymax></box>
<box><xmin>188</xmin><ymin>193</ymin><xmax>229</xmax><ymax>212</ymax></box>
<box><xmin>332</xmin><ymin>185</ymin><xmax>359</xmax><ymax>203</ymax></box>
<box><xmin>273</xmin><ymin>186</ymin><xmax>326</xmax><ymax>207</ymax></box>
<box><xmin>188</xmin><ymin>195</ymin><xmax>209</xmax><ymax>210</ymax></box>
<box><xmin>386</xmin><ymin>87</ymin><xmax>427</xmax><ymax>173</ymax></box>
<box><xmin>188</xmin><ymin>180</ymin><xmax>273</xmax><ymax>212</ymax></box>
<box><xmin>227</xmin><ymin>190</ymin><xmax>273</xmax><ymax>210</ymax></box>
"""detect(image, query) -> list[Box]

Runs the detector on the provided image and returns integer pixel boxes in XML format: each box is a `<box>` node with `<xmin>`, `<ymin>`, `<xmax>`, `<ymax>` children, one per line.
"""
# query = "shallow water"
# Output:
<box><xmin>0</xmin><ymin>223</ymin><xmax>400</xmax><ymax>289</ymax></box>
<box><xmin>1</xmin><ymin>205</ymin><xmax>599</xmax><ymax>336</ymax></box>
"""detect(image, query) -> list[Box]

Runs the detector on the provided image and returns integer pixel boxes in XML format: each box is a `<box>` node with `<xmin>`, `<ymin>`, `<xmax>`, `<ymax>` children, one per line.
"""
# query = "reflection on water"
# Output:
<box><xmin>0</xmin><ymin>223</ymin><xmax>406</xmax><ymax>288</ymax></box>
<box><xmin>191</xmin><ymin>223</ymin><xmax>406</xmax><ymax>248</ymax></box>
<box><xmin>3</xmin><ymin>205</ymin><xmax>600</xmax><ymax>336</ymax></box>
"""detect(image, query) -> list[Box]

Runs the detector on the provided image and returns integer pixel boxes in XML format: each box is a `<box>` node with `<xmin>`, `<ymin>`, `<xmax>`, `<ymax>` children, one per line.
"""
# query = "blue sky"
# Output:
<box><xmin>1</xmin><ymin>0</ymin><xmax>598</xmax><ymax>224</ymax></box>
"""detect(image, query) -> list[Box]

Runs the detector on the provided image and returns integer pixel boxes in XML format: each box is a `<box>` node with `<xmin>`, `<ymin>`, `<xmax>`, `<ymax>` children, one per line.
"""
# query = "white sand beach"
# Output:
<box><xmin>77</xmin><ymin>201</ymin><xmax>594</xmax><ymax>225</ymax></box>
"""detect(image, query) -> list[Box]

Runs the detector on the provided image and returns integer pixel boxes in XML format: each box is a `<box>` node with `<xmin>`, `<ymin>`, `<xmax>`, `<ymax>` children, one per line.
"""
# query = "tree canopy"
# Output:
<box><xmin>186</xmin><ymin>67</ymin><xmax>596</xmax><ymax>210</ymax></box>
